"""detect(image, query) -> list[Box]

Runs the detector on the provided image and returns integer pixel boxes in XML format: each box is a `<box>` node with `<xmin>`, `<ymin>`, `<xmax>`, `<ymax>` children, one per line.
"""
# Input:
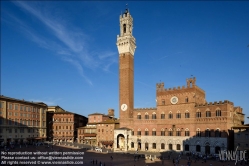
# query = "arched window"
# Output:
<box><xmin>145</xmin><ymin>128</ymin><xmax>149</xmax><ymax>136</ymax></box>
<box><xmin>123</xmin><ymin>24</ymin><xmax>126</xmax><ymax>33</ymax></box>
<box><xmin>152</xmin><ymin>143</ymin><xmax>156</xmax><ymax>149</ymax></box>
<box><xmin>177</xmin><ymin>144</ymin><xmax>181</xmax><ymax>150</ymax></box>
<box><xmin>152</xmin><ymin>128</ymin><xmax>156</xmax><ymax>136</ymax></box>
<box><xmin>131</xmin><ymin>142</ymin><xmax>134</xmax><ymax>148</ymax></box>
<box><xmin>152</xmin><ymin>112</ymin><xmax>156</xmax><ymax>119</ymax></box>
<box><xmin>216</xmin><ymin>109</ymin><xmax>222</xmax><ymax>117</ymax></box>
<box><xmin>185</xmin><ymin>110</ymin><xmax>190</xmax><ymax>118</ymax></box>
<box><xmin>137</xmin><ymin>113</ymin><xmax>141</xmax><ymax>119</ymax></box>
<box><xmin>215</xmin><ymin>129</ymin><xmax>221</xmax><ymax>137</ymax></box>
<box><xmin>176</xmin><ymin>128</ymin><xmax>181</xmax><ymax>136</ymax></box>
<box><xmin>176</xmin><ymin>110</ymin><xmax>181</xmax><ymax>119</ymax></box>
<box><xmin>161</xmin><ymin>143</ymin><xmax>165</xmax><ymax>149</ymax></box>
<box><xmin>145</xmin><ymin>112</ymin><xmax>149</xmax><ymax>119</ymax></box>
<box><xmin>196</xmin><ymin>110</ymin><xmax>201</xmax><ymax>118</ymax></box>
<box><xmin>185</xmin><ymin>97</ymin><xmax>188</xmax><ymax>103</ymax></box>
<box><xmin>161</xmin><ymin>112</ymin><xmax>165</xmax><ymax>119</ymax></box>
<box><xmin>205</xmin><ymin>143</ymin><xmax>210</xmax><ymax>154</ymax></box>
<box><xmin>169</xmin><ymin>143</ymin><xmax>173</xmax><ymax>150</ymax></box>
<box><xmin>168</xmin><ymin>111</ymin><xmax>173</xmax><ymax>119</ymax></box>
<box><xmin>162</xmin><ymin>99</ymin><xmax>165</xmax><ymax>105</ymax></box>
<box><xmin>206</xmin><ymin>110</ymin><xmax>211</xmax><ymax>117</ymax></box>
<box><xmin>196</xmin><ymin>128</ymin><xmax>201</xmax><ymax>137</ymax></box>
<box><xmin>185</xmin><ymin>128</ymin><xmax>190</xmax><ymax>136</ymax></box>
<box><xmin>205</xmin><ymin>129</ymin><xmax>210</xmax><ymax>137</ymax></box>
<box><xmin>161</xmin><ymin>128</ymin><xmax>165</xmax><ymax>136</ymax></box>
<box><xmin>137</xmin><ymin>129</ymin><xmax>141</xmax><ymax>136</ymax></box>
<box><xmin>168</xmin><ymin>128</ymin><xmax>173</xmax><ymax>136</ymax></box>
<box><xmin>145</xmin><ymin>143</ymin><xmax>149</xmax><ymax>150</ymax></box>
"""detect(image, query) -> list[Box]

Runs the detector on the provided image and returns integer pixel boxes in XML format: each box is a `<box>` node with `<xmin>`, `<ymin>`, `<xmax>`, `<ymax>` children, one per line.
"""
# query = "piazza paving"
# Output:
<box><xmin>1</xmin><ymin>143</ymin><xmax>245</xmax><ymax>166</ymax></box>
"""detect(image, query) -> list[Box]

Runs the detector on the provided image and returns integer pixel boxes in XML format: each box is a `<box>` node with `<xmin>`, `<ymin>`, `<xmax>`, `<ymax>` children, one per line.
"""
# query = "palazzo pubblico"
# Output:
<box><xmin>114</xmin><ymin>8</ymin><xmax>245</xmax><ymax>154</ymax></box>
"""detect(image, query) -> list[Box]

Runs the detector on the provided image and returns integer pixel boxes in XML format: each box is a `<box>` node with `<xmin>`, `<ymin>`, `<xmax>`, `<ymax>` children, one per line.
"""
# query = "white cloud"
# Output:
<box><xmin>11</xmin><ymin>1</ymin><xmax>117</xmax><ymax>85</ymax></box>
<box><xmin>62</xmin><ymin>57</ymin><xmax>93</xmax><ymax>85</ymax></box>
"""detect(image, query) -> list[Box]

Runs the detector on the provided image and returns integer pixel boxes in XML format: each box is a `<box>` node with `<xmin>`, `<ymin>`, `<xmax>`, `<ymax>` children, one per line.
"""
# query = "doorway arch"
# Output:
<box><xmin>117</xmin><ymin>134</ymin><xmax>125</xmax><ymax>150</ymax></box>
<box><xmin>205</xmin><ymin>143</ymin><xmax>210</xmax><ymax>154</ymax></box>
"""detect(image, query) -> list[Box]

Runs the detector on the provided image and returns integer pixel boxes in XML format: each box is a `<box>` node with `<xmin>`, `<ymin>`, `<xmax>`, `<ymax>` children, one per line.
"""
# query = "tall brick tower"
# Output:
<box><xmin>117</xmin><ymin>8</ymin><xmax>136</xmax><ymax>127</ymax></box>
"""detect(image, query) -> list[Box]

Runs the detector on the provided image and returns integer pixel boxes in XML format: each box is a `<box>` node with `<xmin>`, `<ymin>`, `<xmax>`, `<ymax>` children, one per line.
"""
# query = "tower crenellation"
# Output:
<box><xmin>195</xmin><ymin>100</ymin><xmax>234</xmax><ymax>107</ymax></box>
<box><xmin>156</xmin><ymin>77</ymin><xmax>203</xmax><ymax>93</ymax></box>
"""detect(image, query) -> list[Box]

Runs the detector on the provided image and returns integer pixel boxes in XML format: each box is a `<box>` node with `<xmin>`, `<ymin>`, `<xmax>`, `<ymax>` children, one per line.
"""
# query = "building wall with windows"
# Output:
<box><xmin>46</xmin><ymin>106</ymin><xmax>66</xmax><ymax>141</ymax></box>
<box><xmin>96</xmin><ymin>119</ymin><xmax>119</xmax><ymax>148</ymax></box>
<box><xmin>0</xmin><ymin>95</ymin><xmax>47</xmax><ymax>145</ymax></box>
<box><xmin>77</xmin><ymin>110</ymin><xmax>116</xmax><ymax>146</ymax></box>
<box><xmin>119</xmin><ymin>79</ymin><xmax>243</xmax><ymax>154</ymax></box>
<box><xmin>51</xmin><ymin>112</ymin><xmax>88</xmax><ymax>143</ymax></box>
<box><xmin>77</xmin><ymin>124</ymin><xmax>97</xmax><ymax>145</ymax></box>
<box><xmin>88</xmin><ymin>113</ymin><xmax>110</xmax><ymax>123</ymax></box>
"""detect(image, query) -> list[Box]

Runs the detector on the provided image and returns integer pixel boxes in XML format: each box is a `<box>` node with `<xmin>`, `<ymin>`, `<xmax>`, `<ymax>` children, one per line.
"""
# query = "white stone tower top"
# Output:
<box><xmin>116</xmin><ymin>8</ymin><xmax>136</xmax><ymax>56</ymax></box>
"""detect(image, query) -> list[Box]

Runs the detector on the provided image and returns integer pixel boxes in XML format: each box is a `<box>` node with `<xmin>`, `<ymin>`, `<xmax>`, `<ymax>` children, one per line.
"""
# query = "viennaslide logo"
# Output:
<box><xmin>219</xmin><ymin>146</ymin><xmax>247</xmax><ymax>165</ymax></box>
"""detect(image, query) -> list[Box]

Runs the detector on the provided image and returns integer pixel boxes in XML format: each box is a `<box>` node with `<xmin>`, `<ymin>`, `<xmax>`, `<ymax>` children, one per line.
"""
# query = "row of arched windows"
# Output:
<box><xmin>130</xmin><ymin>143</ymin><xmax>221</xmax><ymax>154</ymax></box>
<box><xmin>136</xmin><ymin>109</ymin><xmax>222</xmax><ymax>120</ymax></box>
<box><xmin>137</xmin><ymin>111</ymin><xmax>190</xmax><ymax>120</ymax></box>
<box><xmin>131</xmin><ymin>142</ymin><xmax>181</xmax><ymax>150</ymax></box>
<box><xmin>131</xmin><ymin>128</ymin><xmax>222</xmax><ymax>137</ymax></box>
<box><xmin>196</xmin><ymin>110</ymin><xmax>222</xmax><ymax>118</ymax></box>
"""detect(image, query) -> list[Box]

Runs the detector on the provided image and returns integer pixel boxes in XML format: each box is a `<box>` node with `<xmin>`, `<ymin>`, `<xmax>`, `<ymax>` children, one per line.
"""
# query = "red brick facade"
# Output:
<box><xmin>96</xmin><ymin>119</ymin><xmax>119</xmax><ymax>148</ymax></box>
<box><xmin>48</xmin><ymin>112</ymin><xmax>87</xmax><ymax>143</ymax></box>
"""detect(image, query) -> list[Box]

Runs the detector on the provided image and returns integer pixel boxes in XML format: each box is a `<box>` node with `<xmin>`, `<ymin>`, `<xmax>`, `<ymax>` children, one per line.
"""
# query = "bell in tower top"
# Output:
<box><xmin>117</xmin><ymin>5</ymin><xmax>136</xmax><ymax>56</ymax></box>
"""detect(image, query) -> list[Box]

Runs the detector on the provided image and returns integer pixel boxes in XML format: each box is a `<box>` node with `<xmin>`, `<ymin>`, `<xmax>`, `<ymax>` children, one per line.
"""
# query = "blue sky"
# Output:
<box><xmin>1</xmin><ymin>1</ymin><xmax>249</xmax><ymax>123</ymax></box>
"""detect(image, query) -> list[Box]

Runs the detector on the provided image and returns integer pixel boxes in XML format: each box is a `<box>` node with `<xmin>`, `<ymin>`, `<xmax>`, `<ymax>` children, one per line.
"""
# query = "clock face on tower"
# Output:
<box><xmin>170</xmin><ymin>96</ymin><xmax>178</xmax><ymax>104</ymax></box>
<box><xmin>121</xmin><ymin>104</ymin><xmax>128</xmax><ymax>111</ymax></box>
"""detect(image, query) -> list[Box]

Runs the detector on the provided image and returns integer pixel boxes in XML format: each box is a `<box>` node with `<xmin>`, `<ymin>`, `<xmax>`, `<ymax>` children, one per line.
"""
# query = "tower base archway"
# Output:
<box><xmin>114</xmin><ymin>128</ymin><xmax>131</xmax><ymax>152</ymax></box>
